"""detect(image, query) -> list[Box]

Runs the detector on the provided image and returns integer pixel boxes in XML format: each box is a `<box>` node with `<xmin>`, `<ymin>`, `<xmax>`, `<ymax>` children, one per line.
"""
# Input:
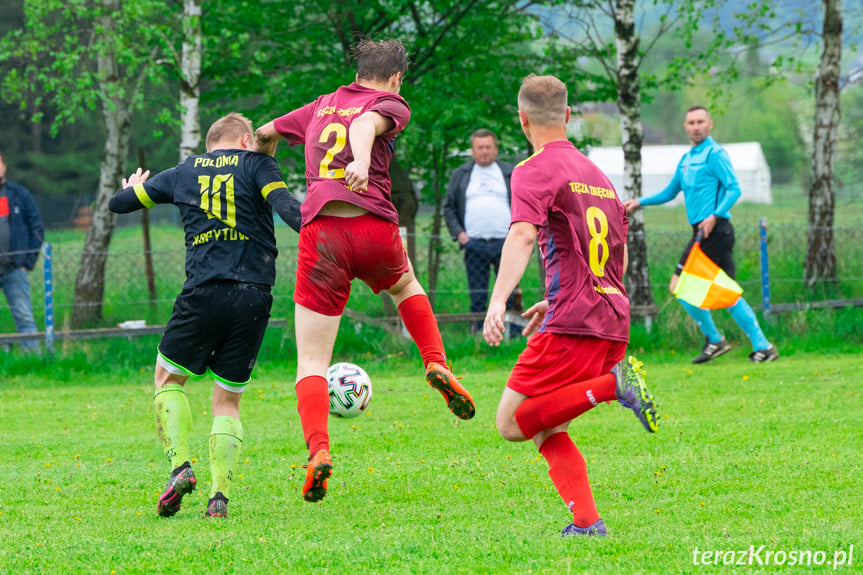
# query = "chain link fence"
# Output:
<box><xmin>1</xmin><ymin>223</ymin><xmax>862</xmax><ymax>336</ymax></box>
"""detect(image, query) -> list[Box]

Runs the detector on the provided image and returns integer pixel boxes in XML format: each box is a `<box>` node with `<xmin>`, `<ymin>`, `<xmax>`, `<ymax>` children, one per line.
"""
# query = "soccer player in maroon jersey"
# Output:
<box><xmin>253</xmin><ymin>39</ymin><xmax>475</xmax><ymax>503</ymax></box>
<box><xmin>483</xmin><ymin>74</ymin><xmax>660</xmax><ymax>536</ymax></box>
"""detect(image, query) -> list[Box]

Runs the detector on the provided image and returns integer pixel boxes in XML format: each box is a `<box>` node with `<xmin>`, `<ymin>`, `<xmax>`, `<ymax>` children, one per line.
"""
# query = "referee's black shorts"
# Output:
<box><xmin>676</xmin><ymin>217</ymin><xmax>736</xmax><ymax>279</ymax></box>
<box><xmin>158</xmin><ymin>280</ymin><xmax>273</xmax><ymax>388</ymax></box>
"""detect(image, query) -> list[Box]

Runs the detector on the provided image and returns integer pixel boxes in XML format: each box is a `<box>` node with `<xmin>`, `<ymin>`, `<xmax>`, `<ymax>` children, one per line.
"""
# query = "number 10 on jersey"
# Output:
<box><xmin>198</xmin><ymin>174</ymin><xmax>236</xmax><ymax>227</ymax></box>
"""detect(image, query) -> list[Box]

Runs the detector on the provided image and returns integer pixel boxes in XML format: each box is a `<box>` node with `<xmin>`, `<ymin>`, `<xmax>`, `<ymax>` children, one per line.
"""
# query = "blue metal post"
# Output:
<box><xmin>759</xmin><ymin>217</ymin><xmax>771</xmax><ymax>314</ymax></box>
<box><xmin>42</xmin><ymin>242</ymin><xmax>54</xmax><ymax>352</ymax></box>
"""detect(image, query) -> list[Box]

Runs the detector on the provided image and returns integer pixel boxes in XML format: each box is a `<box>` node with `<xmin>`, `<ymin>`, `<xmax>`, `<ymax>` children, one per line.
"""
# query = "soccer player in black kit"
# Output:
<box><xmin>109</xmin><ymin>113</ymin><xmax>301</xmax><ymax>518</ymax></box>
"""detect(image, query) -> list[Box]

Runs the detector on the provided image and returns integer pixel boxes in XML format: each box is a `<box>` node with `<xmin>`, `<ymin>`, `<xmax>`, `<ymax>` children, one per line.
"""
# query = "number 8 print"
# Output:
<box><xmin>586</xmin><ymin>206</ymin><xmax>609</xmax><ymax>277</ymax></box>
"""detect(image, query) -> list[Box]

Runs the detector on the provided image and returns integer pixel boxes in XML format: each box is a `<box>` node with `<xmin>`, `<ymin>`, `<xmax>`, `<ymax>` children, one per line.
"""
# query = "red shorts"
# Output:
<box><xmin>294</xmin><ymin>213</ymin><xmax>410</xmax><ymax>316</ymax></box>
<box><xmin>507</xmin><ymin>332</ymin><xmax>627</xmax><ymax>397</ymax></box>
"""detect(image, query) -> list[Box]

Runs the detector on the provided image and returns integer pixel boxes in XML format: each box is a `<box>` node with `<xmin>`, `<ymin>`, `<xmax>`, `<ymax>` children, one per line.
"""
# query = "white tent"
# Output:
<box><xmin>586</xmin><ymin>142</ymin><xmax>773</xmax><ymax>205</ymax></box>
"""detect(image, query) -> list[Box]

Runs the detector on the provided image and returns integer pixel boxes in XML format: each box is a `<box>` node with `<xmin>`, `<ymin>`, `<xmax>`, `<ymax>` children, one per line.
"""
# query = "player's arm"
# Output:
<box><xmin>483</xmin><ymin>221</ymin><xmax>537</xmax><ymax>346</ymax></box>
<box><xmin>253</xmin><ymin>121</ymin><xmax>283</xmax><ymax>156</ymax></box>
<box><xmin>266</xmin><ymin>188</ymin><xmax>302</xmax><ymax>233</ymax></box>
<box><xmin>344</xmin><ymin>111</ymin><xmax>395</xmax><ymax>191</ymax></box>
<box><xmin>109</xmin><ymin>167</ymin><xmax>153</xmax><ymax>213</ymax></box>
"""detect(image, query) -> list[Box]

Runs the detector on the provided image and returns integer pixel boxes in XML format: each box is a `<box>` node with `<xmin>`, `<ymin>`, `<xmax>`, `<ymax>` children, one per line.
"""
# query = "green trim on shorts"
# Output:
<box><xmin>208</xmin><ymin>367</ymin><xmax>250</xmax><ymax>389</ymax></box>
<box><xmin>157</xmin><ymin>350</ymin><xmax>201</xmax><ymax>377</ymax></box>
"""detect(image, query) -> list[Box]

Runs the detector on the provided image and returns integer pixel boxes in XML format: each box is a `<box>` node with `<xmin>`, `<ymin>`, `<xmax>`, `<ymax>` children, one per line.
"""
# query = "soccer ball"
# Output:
<box><xmin>326</xmin><ymin>362</ymin><xmax>373</xmax><ymax>418</ymax></box>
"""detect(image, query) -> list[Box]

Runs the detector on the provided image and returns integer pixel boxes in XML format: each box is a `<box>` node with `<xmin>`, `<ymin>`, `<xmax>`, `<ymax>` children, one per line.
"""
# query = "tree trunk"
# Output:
<box><xmin>390</xmin><ymin>155</ymin><xmax>418</xmax><ymax>264</ymax></box>
<box><xmin>614</xmin><ymin>0</ymin><xmax>656</xmax><ymax>317</ymax></box>
<box><xmin>71</xmin><ymin>5</ymin><xmax>131</xmax><ymax>327</ymax></box>
<box><xmin>426</xmin><ymin>144</ymin><xmax>448</xmax><ymax>309</ymax></box>
<box><xmin>805</xmin><ymin>0</ymin><xmax>841</xmax><ymax>285</ymax></box>
<box><xmin>179</xmin><ymin>0</ymin><xmax>202</xmax><ymax>161</ymax></box>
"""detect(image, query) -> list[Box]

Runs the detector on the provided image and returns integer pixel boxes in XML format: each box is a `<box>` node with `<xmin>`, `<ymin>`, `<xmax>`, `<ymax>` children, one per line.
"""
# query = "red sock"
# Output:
<box><xmin>514</xmin><ymin>374</ymin><xmax>616</xmax><ymax>439</ymax></box>
<box><xmin>296</xmin><ymin>376</ymin><xmax>330</xmax><ymax>457</ymax></box>
<box><xmin>397</xmin><ymin>294</ymin><xmax>446</xmax><ymax>367</ymax></box>
<box><xmin>540</xmin><ymin>432</ymin><xmax>600</xmax><ymax>528</ymax></box>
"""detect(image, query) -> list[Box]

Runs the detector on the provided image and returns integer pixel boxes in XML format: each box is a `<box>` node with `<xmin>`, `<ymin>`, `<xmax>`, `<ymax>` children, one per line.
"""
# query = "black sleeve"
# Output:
<box><xmin>250</xmin><ymin>153</ymin><xmax>302</xmax><ymax>233</ymax></box>
<box><xmin>108</xmin><ymin>188</ymin><xmax>143</xmax><ymax>213</ymax></box>
<box><xmin>109</xmin><ymin>168</ymin><xmax>177</xmax><ymax>214</ymax></box>
<box><xmin>267</xmin><ymin>188</ymin><xmax>302</xmax><ymax>233</ymax></box>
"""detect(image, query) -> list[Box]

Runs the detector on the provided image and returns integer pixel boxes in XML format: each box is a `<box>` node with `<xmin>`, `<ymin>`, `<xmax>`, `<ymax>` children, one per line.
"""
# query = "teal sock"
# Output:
<box><xmin>153</xmin><ymin>384</ymin><xmax>192</xmax><ymax>469</ymax></box>
<box><xmin>727</xmin><ymin>297</ymin><xmax>770</xmax><ymax>350</ymax></box>
<box><xmin>678</xmin><ymin>299</ymin><xmax>723</xmax><ymax>343</ymax></box>
<box><xmin>209</xmin><ymin>416</ymin><xmax>243</xmax><ymax>498</ymax></box>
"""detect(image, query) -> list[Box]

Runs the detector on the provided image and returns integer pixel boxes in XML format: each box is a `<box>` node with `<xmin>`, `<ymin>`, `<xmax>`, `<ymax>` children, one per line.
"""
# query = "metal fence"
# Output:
<box><xmin>1</xmin><ymin>222</ymin><xmax>862</xmax><ymax>340</ymax></box>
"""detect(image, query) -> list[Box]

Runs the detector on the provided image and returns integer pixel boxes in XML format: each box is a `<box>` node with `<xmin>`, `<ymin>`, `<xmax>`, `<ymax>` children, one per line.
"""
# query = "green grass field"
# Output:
<box><xmin>1</xmin><ymin>348</ymin><xmax>860</xmax><ymax>574</ymax></box>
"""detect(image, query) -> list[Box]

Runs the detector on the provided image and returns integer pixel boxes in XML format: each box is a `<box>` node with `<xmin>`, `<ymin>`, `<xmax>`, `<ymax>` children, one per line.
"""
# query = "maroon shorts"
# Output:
<box><xmin>294</xmin><ymin>213</ymin><xmax>410</xmax><ymax>316</ymax></box>
<box><xmin>506</xmin><ymin>332</ymin><xmax>627</xmax><ymax>397</ymax></box>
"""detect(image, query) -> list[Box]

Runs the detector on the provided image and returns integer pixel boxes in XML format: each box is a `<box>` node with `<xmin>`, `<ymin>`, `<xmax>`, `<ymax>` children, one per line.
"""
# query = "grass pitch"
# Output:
<box><xmin>1</xmin><ymin>351</ymin><xmax>861</xmax><ymax>574</ymax></box>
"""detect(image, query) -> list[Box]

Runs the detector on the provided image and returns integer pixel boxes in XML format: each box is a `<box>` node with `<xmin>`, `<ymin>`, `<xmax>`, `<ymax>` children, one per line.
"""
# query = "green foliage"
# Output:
<box><xmin>1</xmin><ymin>351</ymin><xmax>861</xmax><ymax>573</ymax></box>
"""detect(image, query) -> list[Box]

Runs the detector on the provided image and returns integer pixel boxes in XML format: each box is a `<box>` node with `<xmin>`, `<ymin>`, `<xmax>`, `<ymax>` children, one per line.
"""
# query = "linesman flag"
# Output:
<box><xmin>672</xmin><ymin>239</ymin><xmax>742</xmax><ymax>309</ymax></box>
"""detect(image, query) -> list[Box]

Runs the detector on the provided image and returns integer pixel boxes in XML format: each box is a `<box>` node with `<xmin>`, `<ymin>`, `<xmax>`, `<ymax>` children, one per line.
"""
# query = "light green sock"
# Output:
<box><xmin>209</xmin><ymin>415</ymin><xmax>243</xmax><ymax>498</ymax></box>
<box><xmin>153</xmin><ymin>383</ymin><xmax>192</xmax><ymax>470</ymax></box>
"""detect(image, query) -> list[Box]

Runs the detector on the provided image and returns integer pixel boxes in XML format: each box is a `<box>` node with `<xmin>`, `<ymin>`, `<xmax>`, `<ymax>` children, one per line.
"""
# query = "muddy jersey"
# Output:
<box><xmin>510</xmin><ymin>140</ymin><xmax>630</xmax><ymax>342</ymax></box>
<box><xmin>274</xmin><ymin>82</ymin><xmax>410</xmax><ymax>225</ymax></box>
<box><xmin>119</xmin><ymin>149</ymin><xmax>288</xmax><ymax>288</ymax></box>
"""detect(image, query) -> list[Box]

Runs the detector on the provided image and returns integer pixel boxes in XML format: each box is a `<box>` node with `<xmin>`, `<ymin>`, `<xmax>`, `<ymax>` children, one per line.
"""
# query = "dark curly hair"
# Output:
<box><xmin>354</xmin><ymin>38</ymin><xmax>409</xmax><ymax>83</ymax></box>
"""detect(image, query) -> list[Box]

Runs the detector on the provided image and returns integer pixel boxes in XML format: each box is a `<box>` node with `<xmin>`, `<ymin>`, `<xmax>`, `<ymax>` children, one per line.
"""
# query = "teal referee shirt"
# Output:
<box><xmin>640</xmin><ymin>136</ymin><xmax>742</xmax><ymax>225</ymax></box>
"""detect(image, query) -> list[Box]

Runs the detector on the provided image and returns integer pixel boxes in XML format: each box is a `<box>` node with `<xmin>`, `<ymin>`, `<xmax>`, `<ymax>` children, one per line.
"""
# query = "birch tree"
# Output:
<box><xmin>805</xmin><ymin>0</ymin><xmax>841</xmax><ymax>285</ymax></box>
<box><xmin>179</xmin><ymin>0</ymin><xmax>202</xmax><ymax>161</ymax></box>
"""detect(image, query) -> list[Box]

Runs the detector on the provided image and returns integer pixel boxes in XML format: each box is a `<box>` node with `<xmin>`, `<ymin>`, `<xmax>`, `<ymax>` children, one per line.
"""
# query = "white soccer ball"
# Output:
<box><xmin>326</xmin><ymin>362</ymin><xmax>373</xmax><ymax>418</ymax></box>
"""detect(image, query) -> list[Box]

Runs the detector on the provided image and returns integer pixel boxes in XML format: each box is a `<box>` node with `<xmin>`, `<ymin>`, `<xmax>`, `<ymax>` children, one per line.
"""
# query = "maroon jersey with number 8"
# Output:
<box><xmin>510</xmin><ymin>140</ymin><xmax>630</xmax><ymax>342</ymax></box>
<box><xmin>273</xmin><ymin>82</ymin><xmax>411</xmax><ymax>226</ymax></box>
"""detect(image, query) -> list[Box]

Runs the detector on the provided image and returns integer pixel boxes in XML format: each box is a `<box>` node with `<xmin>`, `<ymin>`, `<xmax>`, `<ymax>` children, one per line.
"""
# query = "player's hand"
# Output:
<box><xmin>698</xmin><ymin>214</ymin><xmax>717</xmax><ymax>239</ymax></box>
<box><xmin>344</xmin><ymin>160</ymin><xmax>370</xmax><ymax>191</ymax></box>
<box><xmin>520</xmin><ymin>300</ymin><xmax>548</xmax><ymax>337</ymax></box>
<box><xmin>122</xmin><ymin>167</ymin><xmax>150</xmax><ymax>188</ymax></box>
<box><xmin>483</xmin><ymin>300</ymin><xmax>507</xmax><ymax>347</ymax></box>
<box><xmin>623</xmin><ymin>198</ymin><xmax>641</xmax><ymax>214</ymax></box>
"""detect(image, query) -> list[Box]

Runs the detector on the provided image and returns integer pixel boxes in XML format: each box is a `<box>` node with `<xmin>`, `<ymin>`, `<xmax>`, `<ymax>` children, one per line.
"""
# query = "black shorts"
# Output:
<box><xmin>158</xmin><ymin>281</ymin><xmax>273</xmax><ymax>387</ymax></box>
<box><xmin>676</xmin><ymin>218</ymin><xmax>736</xmax><ymax>278</ymax></box>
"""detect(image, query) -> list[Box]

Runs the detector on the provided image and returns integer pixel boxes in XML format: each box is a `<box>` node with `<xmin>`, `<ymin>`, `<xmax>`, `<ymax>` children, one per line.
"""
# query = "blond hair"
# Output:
<box><xmin>517</xmin><ymin>74</ymin><xmax>568</xmax><ymax>127</ymax></box>
<box><xmin>205</xmin><ymin>113</ymin><xmax>254</xmax><ymax>151</ymax></box>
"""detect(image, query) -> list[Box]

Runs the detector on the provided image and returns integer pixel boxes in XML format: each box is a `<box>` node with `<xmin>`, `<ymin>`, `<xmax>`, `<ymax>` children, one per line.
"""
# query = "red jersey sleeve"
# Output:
<box><xmin>368</xmin><ymin>97</ymin><xmax>411</xmax><ymax>138</ymax></box>
<box><xmin>273</xmin><ymin>102</ymin><xmax>316</xmax><ymax>146</ymax></box>
<box><xmin>510</xmin><ymin>161</ymin><xmax>553</xmax><ymax>227</ymax></box>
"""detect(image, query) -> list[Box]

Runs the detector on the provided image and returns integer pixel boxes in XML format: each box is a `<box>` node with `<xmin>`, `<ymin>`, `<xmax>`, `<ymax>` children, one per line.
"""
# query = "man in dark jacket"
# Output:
<box><xmin>0</xmin><ymin>151</ymin><xmax>44</xmax><ymax>353</ymax></box>
<box><xmin>444</xmin><ymin>129</ymin><xmax>519</xmax><ymax>333</ymax></box>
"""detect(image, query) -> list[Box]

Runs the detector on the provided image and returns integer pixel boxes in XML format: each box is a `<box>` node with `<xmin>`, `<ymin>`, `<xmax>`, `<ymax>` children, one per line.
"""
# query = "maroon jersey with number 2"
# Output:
<box><xmin>510</xmin><ymin>141</ymin><xmax>630</xmax><ymax>342</ymax></box>
<box><xmin>273</xmin><ymin>82</ymin><xmax>411</xmax><ymax>226</ymax></box>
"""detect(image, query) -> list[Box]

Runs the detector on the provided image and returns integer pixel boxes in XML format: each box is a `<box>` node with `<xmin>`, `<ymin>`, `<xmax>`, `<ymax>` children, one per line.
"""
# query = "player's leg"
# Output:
<box><xmin>504</xmin><ymin>334</ymin><xmax>618</xmax><ymax>439</ymax></box>
<box><xmin>536</xmin><ymin>428</ymin><xmax>606</xmax><ymax>536</ymax></box>
<box><xmin>497</xmin><ymin>386</ymin><xmax>605</xmax><ymax>535</ymax></box>
<box><xmin>153</xmin><ymin>284</ymin><xmax>226</xmax><ymax>517</ymax></box>
<box><xmin>391</xmin><ymin>276</ymin><xmax>470</xmax><ymax>413</ymax></box>
<box><xmin>206</xmin><ymin>383</ymin><xmax>244</xmax><ymax>518</ymax></box>
<box><xmin>295</xmin><ymin>303</ymin><xmax>339</xmax><ymax>502</ymax></box>
<box><xmin>203</xmin><ymin>283</ymin><xmax>271</xmax><ymax>516</ymax></box>
<box><xmin>389</xmin><ymin>264</ymin><xmax>475</xmax><ymax>419</ymax></box>
<box><xmin>153</xmin><ymin>359</ymin><xmax>196</xmax><ymax>518</ymax></box>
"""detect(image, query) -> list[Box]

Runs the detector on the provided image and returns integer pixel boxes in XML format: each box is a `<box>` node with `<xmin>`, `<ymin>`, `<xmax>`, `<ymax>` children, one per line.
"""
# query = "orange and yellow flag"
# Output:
<box><xmin>672</xmin><ymin>242</ymin><xmax>742</xmax><ymax>309</ymax></box>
